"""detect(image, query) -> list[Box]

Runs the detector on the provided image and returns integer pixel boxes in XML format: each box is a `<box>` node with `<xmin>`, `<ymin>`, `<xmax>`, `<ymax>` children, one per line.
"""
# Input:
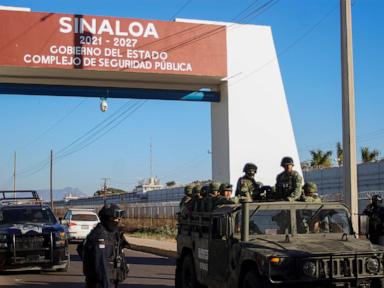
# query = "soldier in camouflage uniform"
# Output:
<box><xmin>203</xmin><ymin>181</ymin><xmax>221</xmax><ymax>211</ymax></box>
<box><xmin>300</xmin><ymin>182</ymin><xmax>322</xmax><ymax>203</ymax></box>
<box><xmin>180</xmin><ymin>184</ymin><xmax>194</xmax><ymax>216</ymax></box>
<box><xmin>235</xmin><ymin>163</ymin><xmax>262</xmax><ymax>201</ymax></box>
<box><xmin>198</xmin><ymin>184</ymin><xmax>209</xmax><ymax>212</ymax></box>
<box><xmin>216</xmin><ymin>183</ymin><xmax>238</xmax><ymax>206</ymax></box>
<box><xmin>275</xmin><ymin>157</ymin><xmax>302</xmax><ymax>201</ymax></box>
<box><xmin>191</xmin><ymin>184</ymin><xmax>203</xmax><ymax>211</ymax></box>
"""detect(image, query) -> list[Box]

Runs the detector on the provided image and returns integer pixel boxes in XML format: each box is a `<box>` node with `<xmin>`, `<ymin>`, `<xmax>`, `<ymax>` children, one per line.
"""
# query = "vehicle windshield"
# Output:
<box><xmin>249</xmin><ymin>209</ymin><xmax>291</xmax><ymax>235</ymax></box>
<box><xmin>0</xmin><ymin>207</ymin><xmax>57</xmax><ymax>225</ymax></box>
<box><xmin>296</xmin><ymin>208</ymin><xmax>351</xmax><ymax>234</ymax></box>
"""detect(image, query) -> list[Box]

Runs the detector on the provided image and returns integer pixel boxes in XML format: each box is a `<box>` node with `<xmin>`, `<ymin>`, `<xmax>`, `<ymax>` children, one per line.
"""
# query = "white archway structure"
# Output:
<box><xmin>0</xmin><ymin>10</ymin><xmax>301</xmax><ymax>186</ymax></box>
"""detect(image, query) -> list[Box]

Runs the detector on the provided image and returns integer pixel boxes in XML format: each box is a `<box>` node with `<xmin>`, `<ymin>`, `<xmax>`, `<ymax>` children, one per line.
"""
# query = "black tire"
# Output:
<box><xmin>181</xmin><ymin>255</ymin><xmax>199</xmax><ymax>288</ymax></box>
<box><xmin>242</xmin><ymin>270</ymin><xmax>271</xmax><ymax>288</ymax></box>
<box><xmin>57</xmin><ymin>250</ymin><xmax>70</xmax><ymax>272</ymax></box>
<box><xmin>57</xmin><ymin>259</ymin><xmax>70</xmax><ymax>272</ymax></box>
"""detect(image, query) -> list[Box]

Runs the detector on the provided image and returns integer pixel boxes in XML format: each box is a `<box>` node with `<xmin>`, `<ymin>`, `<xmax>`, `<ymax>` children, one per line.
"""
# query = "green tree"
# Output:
<box><xmin>166</xmin><ymin>181</ymin><xmax>176</xmax><ymax>187</ymax></box>
<box><xmin>361</xmin><ymin>147</ymin><xmax>380</xmax><ymax>163</ymax></box>
<box><xmin>94</xmin><ymin>187</ymin><xmax>126</xmax><ymax>196</ymax></box>
<box><xmin>336</xmin><ymin>142</ymin><xmax>343</xmax><ymax>166</ymax></box>
<box><xmin>310</xmin><ymin>149</ymin><xmax>333</xmax><ymax>168</ymax></box>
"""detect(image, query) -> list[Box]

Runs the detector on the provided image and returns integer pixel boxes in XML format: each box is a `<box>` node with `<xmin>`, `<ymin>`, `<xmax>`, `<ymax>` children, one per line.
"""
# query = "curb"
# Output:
<box><xmin>128</xmin><ymin>243</ymin><xmax>177</xmax><ymax>259</ymax></box>
<box><xmin>124</xmin><ymin>235</ymin><xmax>177</xmax><ymax>258</ymax></box>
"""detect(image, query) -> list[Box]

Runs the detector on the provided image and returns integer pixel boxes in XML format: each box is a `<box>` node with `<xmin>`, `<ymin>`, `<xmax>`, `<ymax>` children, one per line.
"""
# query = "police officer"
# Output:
<box><xmin>275</xmin><ymin>157</ymin><xmax>302</xmax><ymax>201</ymax></box>
<box><xmin>363</xmin><ymin>195</ymin><xmax>384</xmax><ymax>245</ymax></box>
<box><xmin>235</xmin><ymin>163</ymin><xmax>262</xmax><ymax>201</ymax></box>
<box><xmin>79</xmin><ymin>204</ymin><xmax>129</xmax><ymax>288</ymax></box>
<box><xmin>300</xmin><ymin>182</ymin><xmax>322</xmax><ymax>203</ymax></box>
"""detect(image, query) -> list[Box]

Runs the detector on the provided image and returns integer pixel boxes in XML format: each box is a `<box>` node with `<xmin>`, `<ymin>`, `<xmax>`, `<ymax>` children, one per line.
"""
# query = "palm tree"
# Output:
<box><xmin>336</xmin><ymin>142</ymin><xmax>343</xmax><ymax>166</ymax></box>
<box><xmin>361</xmin><ymin>147</ymin><xmax>380</xmax><ymax>163</ymax></box>
<box><xmin>310</xmin><ymin>149</ymin><xmax>333</xmax><ymax>168</ymax></box>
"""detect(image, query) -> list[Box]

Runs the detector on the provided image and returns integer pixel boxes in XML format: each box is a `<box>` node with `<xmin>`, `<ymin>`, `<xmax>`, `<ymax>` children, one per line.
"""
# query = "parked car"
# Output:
<box><xmin>61</xmin><ymin>209</ymin><xmax>99</xmax><ymax>241</ymax></box>
<box><xmin>0</xmin><ymin>190</ymin><xmax>70</xmax><ymax>272</ymax></box>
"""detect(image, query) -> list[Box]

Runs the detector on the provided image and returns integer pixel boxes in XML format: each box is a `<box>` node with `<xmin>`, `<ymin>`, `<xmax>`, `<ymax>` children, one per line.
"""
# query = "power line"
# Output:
<box><xmin>16</xmin><ymin>100</ymin><xmax>145</xmax><ymax>178</ymax></box>
<box><xmin>231</xmin><ymin>3</ymin><xmax>338</xmax><ymax>86</ymax></box>
<box><xmin>55</xmin><ymin>101</ymin><xmax>147</xmax><ymax>161</ymax></box>
<box><xmin>169</xmin><ymin>0</ymin><xmax>193</xmax><ymax>20</ymax></box>
<box><xmin>159</xmin><ymin>150</ymin><xmax>211</xmax><ymax>181</ymax></box>
<box><xmin>54</xmin><ymin>100</ymin><xmax>138</xmax><ymax>158</ymax></box>
<box><xmin>119</xmin><ymin>0</ymin><xmax>279</xmax><ymax>72</ymax></box>
<box><xmin>20</xmin><ymin>99</ymin><xmax>86</xmax><ymax>151</ymax></box>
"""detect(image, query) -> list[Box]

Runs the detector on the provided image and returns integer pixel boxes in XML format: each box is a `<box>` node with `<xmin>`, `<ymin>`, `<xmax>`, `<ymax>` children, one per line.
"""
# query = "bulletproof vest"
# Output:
<box><xmin>277</xmin><ymin>172</ymin><xmax>297</xmax><ymax>198</ymax></box>
<box><xmin>82</xmin><ymin>224</ymin><xmax>127</xmax><ymax>284</ymax></box>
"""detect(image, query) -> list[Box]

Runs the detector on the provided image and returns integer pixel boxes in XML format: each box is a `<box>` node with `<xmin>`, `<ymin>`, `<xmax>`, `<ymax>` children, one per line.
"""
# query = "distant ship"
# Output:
<box><xmin>63</xmin><ymin>192</ymin><xmax>80</xmax><ymax>202</ymax></box>
<box><xmin>132</xmin><ymin>177</ymin><xmax>163</xmax><ymax>194</ymax></box>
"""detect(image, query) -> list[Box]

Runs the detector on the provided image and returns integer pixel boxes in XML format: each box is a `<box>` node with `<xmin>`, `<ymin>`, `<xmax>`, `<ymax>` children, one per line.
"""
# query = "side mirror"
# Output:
<box><xmin>358</xmin><ymin>214</ymin><xmax>369</xmax><ymax>236</ymax></box>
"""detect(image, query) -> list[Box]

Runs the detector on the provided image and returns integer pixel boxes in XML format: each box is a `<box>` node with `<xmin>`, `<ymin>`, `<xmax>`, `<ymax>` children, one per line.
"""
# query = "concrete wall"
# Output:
<box><xmin>304</xmin><ymin>160</ymin><xmax>384</xmax><ymax>212</ymax></box>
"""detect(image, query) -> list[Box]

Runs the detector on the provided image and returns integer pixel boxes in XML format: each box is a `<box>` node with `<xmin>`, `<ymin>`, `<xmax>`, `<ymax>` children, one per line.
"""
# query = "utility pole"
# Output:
<box><xmin>101</xmin><ymin>177</ymin><xmax>110</xmax><ymax>204</ymax></box>
<box><xmin>50</xmin><ymin>150</ymin><xmax>53</xmax><ymax>210</ymax></box>
<box><xmin>150</xmin><ymin>139</ymin><xmax>153</xmax><ymax>179</ymax></box>
<box><xmin>340</xmin><ymin>0</ymin><xmax>358</xmax><ymax>233</ymax></box>
<box><xmin>13</xmin><ymin>151</ymin><xmax>16</xmax><ymax>198</ymax></box>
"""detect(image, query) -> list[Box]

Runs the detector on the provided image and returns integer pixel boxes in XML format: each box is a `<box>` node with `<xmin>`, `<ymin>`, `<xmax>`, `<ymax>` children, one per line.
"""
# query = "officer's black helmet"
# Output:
<box><xmin>99</xmin><ymin>203</ymin><xmax>126</xmax><ymax>220</ymax></box>
<box><xmin>243</xmin><ymin>163</ymin><xmax>257</xmax><ymax>173</ymax></box>
<box><xmin>372</xmin><ymin>195</ymin><xmax>383</xmax><ymax>205</ymax></box>
<box><xmin>281</xmin><ymin>156</ymin><xmax>294</xmax><ymax>167</ymax></box>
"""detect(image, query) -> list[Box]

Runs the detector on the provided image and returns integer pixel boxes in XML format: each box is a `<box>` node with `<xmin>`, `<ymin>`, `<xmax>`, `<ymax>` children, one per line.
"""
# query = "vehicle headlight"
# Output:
<box><xmin>366</xmin><ymin>258</ymin><xmax>380</xmax><ymax>273</ymax></box>
<box><xmin>303</xmin><ymin>261</ymin><xmax>317</xmax><ymax>277</ymax></box>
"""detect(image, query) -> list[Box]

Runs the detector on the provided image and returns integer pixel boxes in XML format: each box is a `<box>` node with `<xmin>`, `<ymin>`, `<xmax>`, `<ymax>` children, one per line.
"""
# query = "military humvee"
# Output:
<box><xmin>175</xmin><ymin>200</ymin><xmax>384</xmax><ymax>288</ymax></box>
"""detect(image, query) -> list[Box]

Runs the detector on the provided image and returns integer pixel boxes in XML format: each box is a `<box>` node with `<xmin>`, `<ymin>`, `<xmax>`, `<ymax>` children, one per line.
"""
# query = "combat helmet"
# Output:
<box><xmin>303</xmin><ymin>182</ymin><xmax>318</xmax><ymax>194</ymax></box>
<box><xmin>184</xmin><ymin>184</ymin><xmax>194</xmax><ymax>196</ymax></box>
<box><xmin>243</xmin><ymin>163</ymin><xmax>257</xmax><ymax>173</ymax></box>
<box><xmin>192</xmin><ymin>184</ymin><xmax>202</xmax><ymax>196</ymax></box>
<box><xmin>209</xmin><ymin>181</ymin><xmax>221</xmax><ymax>195</ymax></box>
<box><xmin>280</xmin><ymin>156</ymin><xmax>294</xmax><ymax>167</ymax></box>
<box><xmin>98</xmin><ymin>203</ymin><xmax>126</xmax><ymax>220</ymax></box>
<box><xmin>219</xmin><ymin>183</ymin><xmax>232</xmax><ymax>195</ymax></box>
<box><xmin>372</xmin><ymin>194</ymin><xmax>383</xmax><ymax>206</ymax></box>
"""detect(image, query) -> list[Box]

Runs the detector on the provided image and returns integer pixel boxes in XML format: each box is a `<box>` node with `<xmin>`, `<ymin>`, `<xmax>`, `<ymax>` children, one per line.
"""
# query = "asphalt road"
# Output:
<box><xmin>0</xmin><ymin>244</ymin><xmax>175</xmax><ymax>288</ymax></box>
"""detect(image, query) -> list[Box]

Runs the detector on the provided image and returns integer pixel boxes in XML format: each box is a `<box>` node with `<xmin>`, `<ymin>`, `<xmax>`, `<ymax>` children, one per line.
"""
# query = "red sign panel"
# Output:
<box><xmin>0</xmin><ymin>11</ymin><xmax>227</xmax><ymax>77</ymax></box>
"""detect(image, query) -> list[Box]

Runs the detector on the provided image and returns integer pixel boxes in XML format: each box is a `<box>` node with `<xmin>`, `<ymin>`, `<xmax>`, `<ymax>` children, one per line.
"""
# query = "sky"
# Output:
<box><xmin>0</xmin><ymin>0</ymin><xmax>383</xmax><ymax>196</ymax></box>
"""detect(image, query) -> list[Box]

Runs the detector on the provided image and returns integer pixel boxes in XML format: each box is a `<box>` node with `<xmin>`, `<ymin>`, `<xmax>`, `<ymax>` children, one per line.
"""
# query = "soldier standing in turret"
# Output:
<box><xmin>275</xmin><ymin>157</ymin><xmax>302</xmax><ymax>201</ymax></box>
<box><xmin>235</xmin><ymin>163</ymin><xmax>262</xmax><ymax>201</ymax></box>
